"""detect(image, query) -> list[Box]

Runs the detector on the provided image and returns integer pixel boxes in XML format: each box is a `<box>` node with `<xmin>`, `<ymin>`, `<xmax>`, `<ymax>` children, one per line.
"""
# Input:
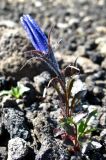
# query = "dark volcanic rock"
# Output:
<box><xmin>85</xmin><ymin>51</ymin><xmax>104</xmax><ymax>65</ymax></box>
<box><xmin>33</xmin><ymin>112</ymin><xmax>70</xmax><ymax>160</ymax></box>
<box><xmin>0</xmin><ymin>76</ymin><xmax>17</xmax><ymax>91</ymax></box>
<box><xmin>2</xmin><ymin>99</ymin><xmax>30</xmax><ymax>140</ymax></box>
<box><xmin>8</xmin><ymin>137</ymin><xmax>35</xmax><ymax>160</ymax></box>
<box><xmin>7</xmin><ymin>137</ymin><xmax>29</xmax><ymax>160</ymax></box>
<box><xmin>0</xmin><ymin>147</ymin><xmax>7</xmax><ymax>160</ymax></box>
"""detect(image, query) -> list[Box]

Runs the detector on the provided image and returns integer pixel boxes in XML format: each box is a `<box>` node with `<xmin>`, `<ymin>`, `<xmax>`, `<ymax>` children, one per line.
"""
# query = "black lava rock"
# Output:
<box><xmin>85</xmin><ymin>51</ymin><xmax>104</xmax><ymax>65</ymax></box>
<box><xmin>2</xmin><ymin>99</ymin><xmax>30</xmax><ymax>140</ymax></box>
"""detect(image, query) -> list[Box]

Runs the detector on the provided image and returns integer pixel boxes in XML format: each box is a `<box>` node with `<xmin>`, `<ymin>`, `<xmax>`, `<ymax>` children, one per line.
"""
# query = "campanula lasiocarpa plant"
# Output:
<box><xmin>20</xmin><ymin>15</ymin><xmax>97</xmax><ymax>153</ymax></box>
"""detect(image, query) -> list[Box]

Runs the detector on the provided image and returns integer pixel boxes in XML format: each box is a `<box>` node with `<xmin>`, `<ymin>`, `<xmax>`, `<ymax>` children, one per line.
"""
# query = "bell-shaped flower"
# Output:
<box><xmin>20</xmin><ymin>15</ymin><xmax>61</xmax><ymax>78</ymax></box>
<box><xmin>20</xmin><ymin>15</ymin><xmax>48</xmax><ymax>54</ymax></box>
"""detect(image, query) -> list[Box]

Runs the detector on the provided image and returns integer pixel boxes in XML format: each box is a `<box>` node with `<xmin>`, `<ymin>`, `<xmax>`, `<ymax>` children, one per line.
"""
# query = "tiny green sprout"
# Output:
<box><xmin>0</xmin><ymin>82</ymin><xmax>30</xmax><ymax>99</ymax></box>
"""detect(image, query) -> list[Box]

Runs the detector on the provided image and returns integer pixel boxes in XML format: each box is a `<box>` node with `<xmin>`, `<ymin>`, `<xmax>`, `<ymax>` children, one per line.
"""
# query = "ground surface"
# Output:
<box><xmin>0</xmin><ymin>0</ymin><xmax>106</xmax><ymax>160</ymax></box>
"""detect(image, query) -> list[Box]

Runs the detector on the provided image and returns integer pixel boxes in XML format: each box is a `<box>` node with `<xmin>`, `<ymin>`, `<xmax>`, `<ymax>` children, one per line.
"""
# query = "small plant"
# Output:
<box><xmin>0</xmin><ymin>82</ymin><xmax>30</xmax><ymax>99</ymax></box>
<box><xmin>20</xmin><ymin>15</ymin><xmax>97</xmax><ymax>153</ymax></box>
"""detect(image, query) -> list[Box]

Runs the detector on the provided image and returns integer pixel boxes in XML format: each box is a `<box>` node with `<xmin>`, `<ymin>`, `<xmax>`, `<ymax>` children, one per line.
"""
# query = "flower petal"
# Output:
<box><xmin>20</xmin><ymin>15</ymin><xmax>48</xmax><ymax>53</ymax></box>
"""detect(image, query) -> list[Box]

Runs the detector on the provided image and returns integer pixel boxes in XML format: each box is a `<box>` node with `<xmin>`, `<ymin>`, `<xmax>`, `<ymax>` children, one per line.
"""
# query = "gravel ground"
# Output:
<box><xmin>0</xmin><ymin>0</ymin><xmax>106</xmax><ymax>160</ymax></box>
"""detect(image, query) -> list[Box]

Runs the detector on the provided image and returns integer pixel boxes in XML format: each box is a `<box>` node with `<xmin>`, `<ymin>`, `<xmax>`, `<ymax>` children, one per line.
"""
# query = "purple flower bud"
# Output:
<box><xmin>20</xmin><ymin>15</ymin><xmax>48</xmax><ymax>53</ymax></box>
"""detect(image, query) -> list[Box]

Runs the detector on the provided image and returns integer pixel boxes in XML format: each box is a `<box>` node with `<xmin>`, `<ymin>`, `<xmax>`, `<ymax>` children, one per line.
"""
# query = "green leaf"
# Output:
<box><xmin>11</xmin><ymin>87</ymin><xmax>18</xmax><ymax>94</ymax></box>
<box><xmin>0</xmin><ymin>83</ymin><xmax>30</xmax><ymax>99</ymax></box>
<box><xmin>11</xmin><ymin>87</ymin><xmax>19</xmax><ymax>98</ymax></box>
<box><xmin>84</xmin><ymin>128</ymin><xmax>96</xmax><ymax>135</ymax></box>
<box><xmin>60</xmin><ymin>117</ymin><xmax>75</xmax><ymax>135</ymax></box>
<box><xmin>78</xmin><ymin>120</ymin><xmax>85</xmax><ymax>133</ymax></box>
<box><xmin>78</xmin><ymin>110</ymin><xmax>97</xmax><ymax>138</ymax></box>
<box><xmin>66</xmin><ymin>117</ymin><xmax>74</xmax><ymax>125</ymax></box>
<box><xmin>61</xmin><ymin>117</ymin><xmax>74</xmax><ymax>127</ymax></box>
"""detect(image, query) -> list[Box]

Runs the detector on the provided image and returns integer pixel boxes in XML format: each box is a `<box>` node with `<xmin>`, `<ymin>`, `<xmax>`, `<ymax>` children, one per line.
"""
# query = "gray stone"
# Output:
<box><xmin>33</xmin><ymin>71</ymin><xmax>51</xmax><ymax>93</ymax></box>
<box><xmin>101</xmin><ymin>58</ymin><xmax>106</xmax><ymax>69</ymax></box>
<box><xmin>0</xmin><ymin>147</ymin><xmax>7</xmax><ymax>160</ymax></box>
<box><xmin>99</xmin><ymin>113</ymin><xmax>106</xmax><ymax>126</ymax></box>
<box><xmin>95</xmin><ymin>36</ymin><xmax>106</xmax><ymax>56</ymax></box>
<box><xmin>57</xmin><ymin>22</ymin><xmax>69</xmax><ymax>29</ymax></box>
<box><xmin>39</xmin><ymin>102</ymin><xmax>51</xmax><ymax>111</ymax></box>
<box><xmin>0</xmin><ymin>28</ymin><xmax>50</xmax><ymax>79</ymax></box>
<box><xmin>70</xmin><ymin>155</ymin><xmax>82</xmax><ymax>160</ymax></box>
<box><xmin>100</xmin><ymin>129</ymin><xmax>106</xmax><ymax>138</ymax></box>
<box><xmin>0</xmin><ymin>20</ymin><xmax>16</xmax><ymax>28</ymax></box>
<box><xmin>2</xmin><ymin>99</ymin><xmax>30</xmax><ymax>140</ymax></box>
<box><xmin>7</xmin><ymin>137</ymin><xmax>28</xmax><ymax>160</ymax></box>
<box><xmin>71</xmin><ymin>78</ymin><xmax>87</xmax><ymax>96</ymax></box>
<box><xmin>68</xmin><ymin>18</ymin><xmax>79</xmax><ymax>27</ymax></box>
<box><xmin>77</xmin><ymin>57</ymin><xmax>100</xmax><ymax>73</ymax></box>
<box><xmin>91</xmin><ymin>141</ymin><xmax>102</xmax><ymax>149</ymax></box>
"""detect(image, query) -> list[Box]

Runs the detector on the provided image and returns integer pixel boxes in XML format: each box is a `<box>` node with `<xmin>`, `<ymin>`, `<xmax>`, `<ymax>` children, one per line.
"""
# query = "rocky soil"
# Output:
<box><xmin>0</xmin><ymin>0</ymin><xmax>106</xmax><ymax>159</ymax></box>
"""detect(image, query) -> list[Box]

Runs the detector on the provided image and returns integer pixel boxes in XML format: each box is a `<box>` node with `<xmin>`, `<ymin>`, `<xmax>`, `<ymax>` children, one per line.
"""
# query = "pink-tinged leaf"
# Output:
<box><xmin>53</xmin><ymin>128</ymin><xmax>65</xmax><ymax>138</ymax></box>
